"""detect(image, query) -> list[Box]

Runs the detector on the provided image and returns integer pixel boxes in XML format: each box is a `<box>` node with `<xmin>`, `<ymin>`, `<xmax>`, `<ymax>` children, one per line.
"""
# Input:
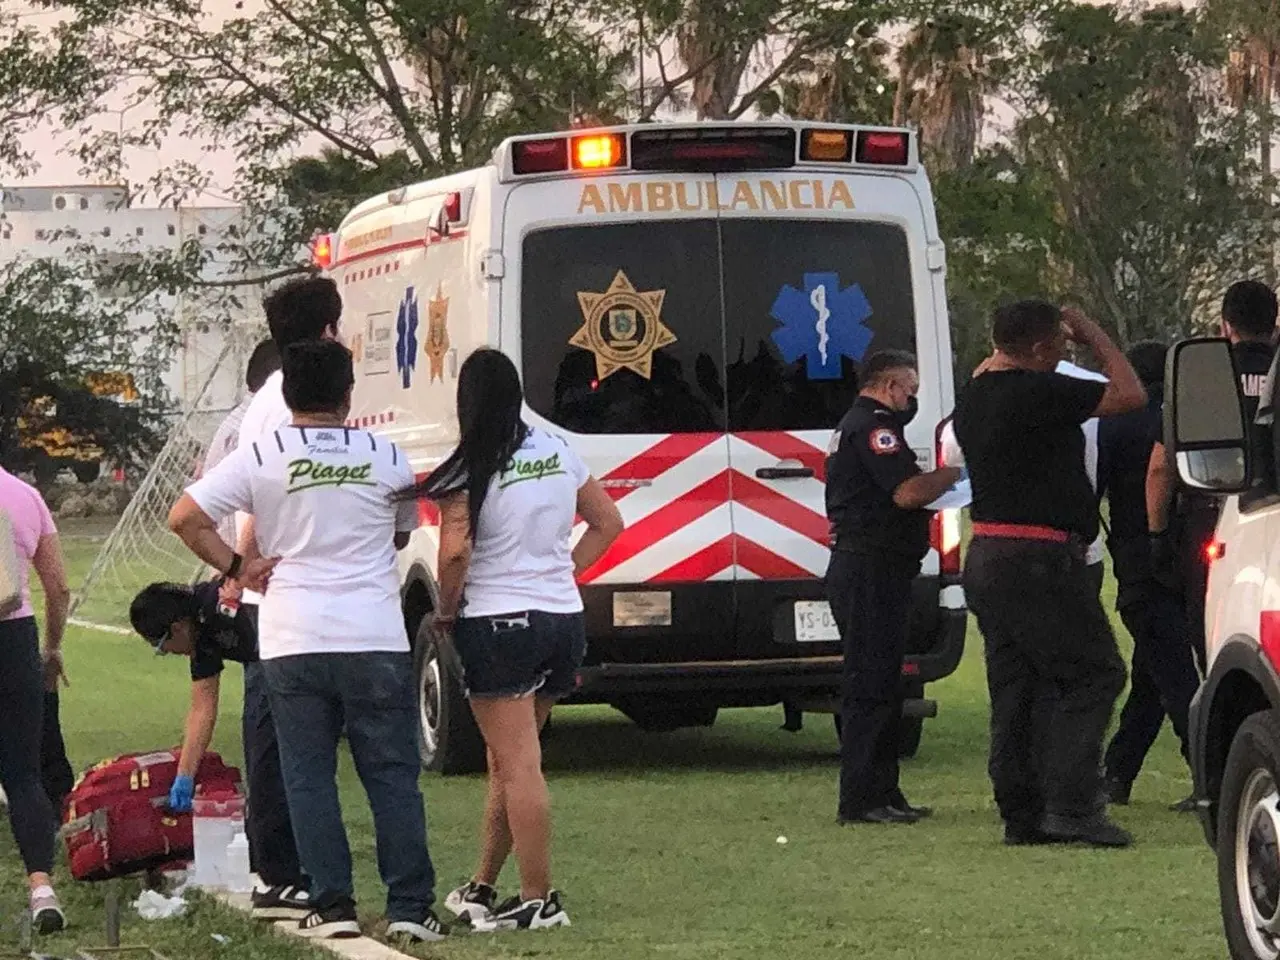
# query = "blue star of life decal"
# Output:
<box><xmin>396</xmin><ymin>286</ymin><xmax>419</xmax><ymax>389</ymax></box>
<box><xmin>769</xmin><ymin>272</ymin><xmax>874</xmax><ymax>380</ymax></box>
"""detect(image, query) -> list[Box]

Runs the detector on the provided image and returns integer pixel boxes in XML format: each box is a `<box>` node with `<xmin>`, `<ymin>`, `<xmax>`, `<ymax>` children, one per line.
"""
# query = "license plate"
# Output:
<box><xmin>613</xmin><ymin>591</ymin><xmax>672</xmax><ymax>628</ymax></box>
<box><xmin>794</xmin><ymin>601</ymin><xmax>840</xmax><ymax>643</ymax></box>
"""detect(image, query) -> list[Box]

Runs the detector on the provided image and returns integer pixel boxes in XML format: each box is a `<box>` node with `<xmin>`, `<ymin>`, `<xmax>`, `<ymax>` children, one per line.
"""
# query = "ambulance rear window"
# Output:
<box><xmin>520</xmin><ymin>219</ymin><xmax>916</xmax><ymax>435</ymax></box>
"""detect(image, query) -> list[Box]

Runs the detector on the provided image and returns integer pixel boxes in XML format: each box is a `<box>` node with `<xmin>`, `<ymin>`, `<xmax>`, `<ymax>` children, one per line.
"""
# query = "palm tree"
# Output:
<box><xmin>893</xmin><ymin>14</ymin><xmax>995</xmax><ymax>173</ymax></box>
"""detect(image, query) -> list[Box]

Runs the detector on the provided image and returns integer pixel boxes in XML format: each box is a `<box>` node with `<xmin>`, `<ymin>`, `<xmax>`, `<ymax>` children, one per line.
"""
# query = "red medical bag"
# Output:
<box><xmin>62</xmin><ymin>748</ymin><xmax>242</xmax><ymax>882</ymax></box>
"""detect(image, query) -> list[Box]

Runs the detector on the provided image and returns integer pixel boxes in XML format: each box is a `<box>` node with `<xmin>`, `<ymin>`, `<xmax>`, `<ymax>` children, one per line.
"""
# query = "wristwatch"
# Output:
<box><xmin>225</xmin><ymin>552</ymin><xmax>244</xmax><ymax>580</ymax></box>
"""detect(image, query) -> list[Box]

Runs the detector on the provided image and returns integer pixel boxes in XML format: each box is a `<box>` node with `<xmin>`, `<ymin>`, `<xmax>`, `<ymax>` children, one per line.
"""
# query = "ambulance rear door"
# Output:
<box><xmin>503</xmin><ymin>174</ymin><xmax>741</xmax><ymax>651</ymax></box>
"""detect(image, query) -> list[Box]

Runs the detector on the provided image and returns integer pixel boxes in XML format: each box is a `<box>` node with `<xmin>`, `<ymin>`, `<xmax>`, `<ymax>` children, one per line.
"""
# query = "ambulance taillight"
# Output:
<box><xmin>311</xmin><ymin>233</ymin><xmax>335</xmax><ymax>269</ymax></box>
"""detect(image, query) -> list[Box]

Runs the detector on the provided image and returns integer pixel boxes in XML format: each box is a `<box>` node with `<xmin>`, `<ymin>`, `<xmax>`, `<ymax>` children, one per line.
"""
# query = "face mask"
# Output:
<box><xmin>897</xmin><ymin>395</ymin><xmax>919</xmax><ymax>426</ymax></box>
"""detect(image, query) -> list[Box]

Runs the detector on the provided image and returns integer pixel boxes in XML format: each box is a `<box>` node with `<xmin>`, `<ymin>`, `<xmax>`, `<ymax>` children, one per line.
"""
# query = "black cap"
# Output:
<box><xmin>129</xmin><ymin>582</ymin><xmax>200</xmax><ymax>643</ymax></box>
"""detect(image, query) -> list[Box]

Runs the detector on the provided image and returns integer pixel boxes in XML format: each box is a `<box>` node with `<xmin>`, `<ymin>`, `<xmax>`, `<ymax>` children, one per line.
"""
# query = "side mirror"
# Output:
<box><xmin>1164</xmin><ymin>336</ymin><xmax>1251</xmax><ymax>493</ymax></box>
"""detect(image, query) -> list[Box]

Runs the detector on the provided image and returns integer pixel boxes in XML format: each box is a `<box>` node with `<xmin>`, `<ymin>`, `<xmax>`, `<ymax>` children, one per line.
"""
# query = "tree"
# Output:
<box><xmin>1010</xmin><ymin>2</ymin><xmax>1268</xmax><ymax>343</ymax></box>
<box><xmin>0</xmin><ymin>252</ymin><xmax>177</xmax><ymax>479</ymax></box>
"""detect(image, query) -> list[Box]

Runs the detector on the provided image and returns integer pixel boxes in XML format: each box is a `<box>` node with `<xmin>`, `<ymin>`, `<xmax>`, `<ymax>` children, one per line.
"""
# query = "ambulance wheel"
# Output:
<box><xmin>1217</xmin><ymin>709</ymin><xmax>1280</xmax><ymax>960</ymax></box>
<box><xmin>615</xmin><ymin>700</ymin><xmax>718</xmax><ymax>732</ymax></box>
<box><xmin>413</xmin><ymin>620</ymin><xmax>486</xmax><ymax>776</ymax></box>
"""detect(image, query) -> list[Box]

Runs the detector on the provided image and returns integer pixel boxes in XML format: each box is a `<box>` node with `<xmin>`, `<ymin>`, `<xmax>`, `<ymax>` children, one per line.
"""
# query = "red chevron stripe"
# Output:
<box><xmin>579</xmin><ymin>471</ymin><xmax>732</xmax><ymax>583</ymax></box>
<box><xmin>596</xmin><ymin>432</ymin><xmax>722</xmax><ymax>502</ymax></box>
<box><xmin>735</xmin><ymin>431</ymin><xmax>828</xmax><ymax>482</ymax></box>
<box><xmin>649</xmin><ymin>534</ymin><xmax>810</xmax><ymax>583</ymax></box>
<box><xmin>730</xmin><ymin>473</ymin><xmax>829</xmax><ymax>545</ymax></box>
<box><xmin>650</xmin><ymin>535</ymin><xmax>736</xmax><ymax>582</ymax></box>
<box><xmin>733</xmin><ymin>536</ymin><xmax>812</xmax><ymax>579</ymax></box>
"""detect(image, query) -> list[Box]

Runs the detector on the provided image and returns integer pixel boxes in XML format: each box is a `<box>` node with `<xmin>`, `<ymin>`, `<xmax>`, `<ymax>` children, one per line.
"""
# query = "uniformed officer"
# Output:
<box><xmin>826</xmin><ymin>350</ymin><xmax>961</xmax><ymax>825</ymax></box>
<box><xmin>1148</xmin><ymin>280</ymin><xmax>1278</xmax><ymax>675</ymax></box>
<box><xmin>955</xmin><ymin>301</ymin><xmax>1144</xmax><ymax>848</ymax></box>
<box><xmin>1097</xmin><ymin>342</ymin><xmax>1200</xmax><ymax>810</ymax></box>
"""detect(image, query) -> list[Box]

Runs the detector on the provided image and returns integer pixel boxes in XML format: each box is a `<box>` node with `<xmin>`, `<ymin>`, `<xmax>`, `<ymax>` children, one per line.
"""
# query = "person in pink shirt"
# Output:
<box><xmin>0</xmin><ymin>466</ymin><xmax>71</xmax><ymax>933</ymax></box>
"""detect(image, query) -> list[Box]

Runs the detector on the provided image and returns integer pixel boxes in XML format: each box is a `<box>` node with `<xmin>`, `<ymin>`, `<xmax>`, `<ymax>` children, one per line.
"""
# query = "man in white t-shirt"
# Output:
<box><xmin>169</xmin><ymin>341</ymin><xmax>446</xmax><ymax>944</ymax></box>
<box><xmin>222</xmin><ymin>277</ymin><xmax>342</xmax><ymax>919</ymax></box>
<box><xmin>199</xmin><ymin>339</ymin><xmax>280</xmax><ymax>548</ymax></box>
<box><xmin>940</xmin><ymin>358</ymin><xmax>1108</xmax><ymax>588</ymax></box>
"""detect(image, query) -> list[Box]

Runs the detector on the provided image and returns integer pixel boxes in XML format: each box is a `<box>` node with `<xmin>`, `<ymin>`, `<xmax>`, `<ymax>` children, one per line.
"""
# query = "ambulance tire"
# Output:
<box><xmin>1216</xmin><ymin>709</ymin><xmax>1280</xmax><ymax>960</ymax></box>
<box><xmin>615</xmin><ymin>701</ymin><xmax>718</xmax><ymax>733</ymax></box>
<box><xmin>832</xmin><ymin>680</ymin><xmax>926</xmax><ymax>759</ymax></box>
<box><xmin>413</xmin><ymin>620</ymin><xmax>486</xmax><ymax>776</ymax></box>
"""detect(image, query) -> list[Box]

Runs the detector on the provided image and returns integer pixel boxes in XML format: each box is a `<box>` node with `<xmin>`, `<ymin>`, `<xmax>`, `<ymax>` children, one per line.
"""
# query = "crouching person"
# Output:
<box><xmin>167</xmin><ymin>340</ymin><xmax>445</xmax><ymax>944</ymax></box>
<box><xmin>128</xmin><ymin>578</ymin><xmax>309</xmax><ymax>919</ymax></box>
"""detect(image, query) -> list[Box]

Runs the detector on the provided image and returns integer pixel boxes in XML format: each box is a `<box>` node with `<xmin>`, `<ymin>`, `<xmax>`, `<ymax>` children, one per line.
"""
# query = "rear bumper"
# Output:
<box><xmin>565</xmin><ymin>575</ymin><xmax>966</xmax><ymax>704</ymax></box>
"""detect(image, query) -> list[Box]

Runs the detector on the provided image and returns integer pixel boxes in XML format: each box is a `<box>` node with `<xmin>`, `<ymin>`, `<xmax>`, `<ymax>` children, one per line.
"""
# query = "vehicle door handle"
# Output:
<box><xmin>755</xmin><ymin>466</ymin><xmax>814</xmax><ymax>480</ymax></box>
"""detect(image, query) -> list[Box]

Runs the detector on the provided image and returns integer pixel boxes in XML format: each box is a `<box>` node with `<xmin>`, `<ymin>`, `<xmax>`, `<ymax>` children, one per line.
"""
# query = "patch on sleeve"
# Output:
<box><xmin>869</xmin><ymin>428</ymin><xmax>902</xmax><ymax>455</ymax></box>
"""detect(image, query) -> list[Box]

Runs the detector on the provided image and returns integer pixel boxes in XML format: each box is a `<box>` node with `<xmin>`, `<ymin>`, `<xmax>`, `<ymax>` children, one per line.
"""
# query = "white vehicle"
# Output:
<box><xmin>316</xmin><ymin>122</ymin><xmax>966</xmax><ymax>774</ymax></box>
<box><xmin>1161</xmin><ymin>337</ymin><xmax>1280</xmax><ymax>960</ymax></box>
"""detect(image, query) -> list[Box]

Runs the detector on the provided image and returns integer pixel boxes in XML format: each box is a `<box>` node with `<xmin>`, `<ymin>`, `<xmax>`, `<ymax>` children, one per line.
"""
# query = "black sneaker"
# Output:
<box><xmin>444</xmin><ymin>881</ymin><xmax>498</xmax><ymax>923</ymax></box>
<box><xmin>252</xmin><ymin>884</ymin><xmax>311</xmax><ymax>920</ymax></box>
<box><xmin>297</xmin><ymin>901</ymin><xmax>361</xmax><ymax>939</ymax></box>
<box><xmin>1104</xmin><ymin>778</ymin><xmax>1132</xmax><ymax>806</ymax></box>
<box><xmin>471</xmin><ymin>890</ymin><xmax>570</xmax><ymax>932</ymax></box>
<box><xmin>387</xmin><ymin>910</ymin><xmax>449</xmax><ymax>943</ymax></box>
<box><xmin>1041</xmin><ymin>812</ymin><xmax>1134</xmax><ymax>848</ymax></box>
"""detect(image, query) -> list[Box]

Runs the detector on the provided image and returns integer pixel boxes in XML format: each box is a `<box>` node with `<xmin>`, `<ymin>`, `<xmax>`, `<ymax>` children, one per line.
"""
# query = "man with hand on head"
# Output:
<box><xmin>955</xmin><ymin>301</ymin><xmax>1145</xmax><ymax>848</ymax></box>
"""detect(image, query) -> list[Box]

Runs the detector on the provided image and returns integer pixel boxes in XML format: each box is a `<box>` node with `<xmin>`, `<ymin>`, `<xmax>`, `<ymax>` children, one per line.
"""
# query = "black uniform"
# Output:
<box><xmin>1098</xmin><ymin>395</ymin><xmax>1199</xmax><ymax>796</ymax></box>
<box><xmin>955</xmin><ymin>371</ymin><xmax>1126</xmax><ymax>838</ymax></box>
<box><xmin>1173</xmin><ymin>339</ymin><xmax>1274</xmax><ymax>674</ymax></box>
<box><xmin>825</xmin><ymin>397</ymin><xmax>930</xmax><ymax>819</ymax></box>
<box><xmin>188</xmin><ymin>581</ymin><xmax>303</xmax><ymax>890</ymax></box>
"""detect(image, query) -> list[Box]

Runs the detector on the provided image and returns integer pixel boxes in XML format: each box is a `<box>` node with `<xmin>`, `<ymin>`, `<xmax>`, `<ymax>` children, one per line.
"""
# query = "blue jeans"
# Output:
<box><xmin>262</xmin><ymin>652</ymin><xmax>435</xmax><ymax>921</ymax></box>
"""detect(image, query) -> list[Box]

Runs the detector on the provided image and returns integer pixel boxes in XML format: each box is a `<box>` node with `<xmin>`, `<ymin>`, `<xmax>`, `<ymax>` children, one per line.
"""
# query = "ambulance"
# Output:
<box><xmin>319</xmin><ymin>122</ymin><xmax>967</xmax><ymax>774</ymax></box>
<box><xmin>1160</xmin><ymin>338</ymin><xmax>1280</xmax><ymax>960</ymax></box>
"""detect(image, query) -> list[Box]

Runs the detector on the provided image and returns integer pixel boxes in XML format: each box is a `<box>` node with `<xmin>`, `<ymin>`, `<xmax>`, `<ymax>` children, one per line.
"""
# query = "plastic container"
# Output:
<box><xmin>191</xmin><ymin>789</ymin><xmax>244</xmax><ymax>890</ymax></box>
<box><xmin>225</xmin><ymin>832</ymin><xmax>252</xmax><ymax>894</ymax></box>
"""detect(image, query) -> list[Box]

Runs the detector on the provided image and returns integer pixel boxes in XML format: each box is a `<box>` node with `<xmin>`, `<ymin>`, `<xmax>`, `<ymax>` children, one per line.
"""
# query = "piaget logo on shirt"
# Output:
<box><xmin>286</xmin><ymin>458</ymin><xmax>376</xmax><ymax>493</ymax></box>
<box><xmin>498</xmin><ymin>453</ymin><xmax>566</xmax><ymax>489</ymax></box>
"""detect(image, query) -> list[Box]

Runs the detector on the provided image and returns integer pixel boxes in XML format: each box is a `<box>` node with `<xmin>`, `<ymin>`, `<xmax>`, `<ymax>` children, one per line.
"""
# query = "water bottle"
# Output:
<box><xmin>225</xmin><ymin>832</ymin><xmax>252</xmax><ymax>894</ymax></box>
<box><xmin>191</xmin><ymin>789</ymin><xmax>244</xmax><ymax>889</ymax></box>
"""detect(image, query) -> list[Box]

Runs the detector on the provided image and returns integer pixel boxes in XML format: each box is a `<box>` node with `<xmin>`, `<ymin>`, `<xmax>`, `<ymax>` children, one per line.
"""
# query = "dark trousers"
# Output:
<box><xmin>965</xmin><ymin>538</ymin><xmax>1127</xmax><ymax>828</ymax></box>
<box><xmin>826</xmin><ymin>548</ymin><xmax>917</xmax><ymax>818</ymax></box>
<box><xmin>263</xmin><ymin>651</ymin><xmax>435</xmax><ymax>922</ymax></box>
<box><xmin>41</xmin><ymin>691</ymin><xmax>74</xmax><ymax>813</ymax></box>
<box><xmin>241</xmin><ymin>605</ymin><xmax>304</xmax><ymax>889</ymax></box>
<box><xmin>1102</xmin><ymin>580</ymin><xmax>1199</xmax><ymax>788</ymax></box>
<box><xmin>0</xmin><ymin>618</ymin><xmax>57</xmax><ymax>875</ymax></box>
<box><xmin>1176</xmin><ymin>508</ymin><xmax>1216</xmax><ymax>677</ymax></box>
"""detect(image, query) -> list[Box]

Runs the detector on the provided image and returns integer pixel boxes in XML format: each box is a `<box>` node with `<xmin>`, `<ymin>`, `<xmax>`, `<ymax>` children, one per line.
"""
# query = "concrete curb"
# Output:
<box><xmin>213</xmin><ymin>892</ymin><xmax>417</xmax><ymax>960</ymax></box>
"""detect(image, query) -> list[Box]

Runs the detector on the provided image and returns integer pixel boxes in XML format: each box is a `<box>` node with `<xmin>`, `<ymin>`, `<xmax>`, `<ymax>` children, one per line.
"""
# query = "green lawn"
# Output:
<box><xmin>1</xmin><ymin>521</ymin><xmax>1227</xmax><ymax>960</ymax></box>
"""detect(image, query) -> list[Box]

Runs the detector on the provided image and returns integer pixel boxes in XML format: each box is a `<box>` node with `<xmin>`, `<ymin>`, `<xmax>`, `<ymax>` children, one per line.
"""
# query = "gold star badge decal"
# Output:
<box><xmin>571</xmin><ymin>270</ymin><xmax>675</xmax><ymax>381</ymax></box>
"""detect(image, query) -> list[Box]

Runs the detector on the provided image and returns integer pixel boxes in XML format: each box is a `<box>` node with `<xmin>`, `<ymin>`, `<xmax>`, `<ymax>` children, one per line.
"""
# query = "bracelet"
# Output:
<box><xmin>225</xmin><ymin>553</ymin><xmax>243</xmax><ymax>580</ymax></box>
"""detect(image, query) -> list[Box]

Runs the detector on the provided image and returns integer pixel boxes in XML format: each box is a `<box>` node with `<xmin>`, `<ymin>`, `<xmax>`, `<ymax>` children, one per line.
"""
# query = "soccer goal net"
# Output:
<box><xmin>69</xmin><ymin>337</ymin><xmax>252</xmax><ymax>632</ymax></box>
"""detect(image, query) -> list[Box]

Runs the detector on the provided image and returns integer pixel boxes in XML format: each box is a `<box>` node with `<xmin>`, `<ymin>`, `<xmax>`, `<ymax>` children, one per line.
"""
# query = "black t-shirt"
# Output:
<box><xmin>825</xmin><ymin>396</ymin><xmax>930</xmax><ymax>560</ymax></box>
<box><xmin>954</xmin><ymin>370</ymin><xmax>1107</xmax><ymax>541</ymax></box>
<box><xmin>189</xmin><ymin>580</ymin><xmax>259</xmax><ymax>682</ymax></box>
<box><xmin>1097</xmin><ymin>395</ymin><xmax>1162</xmax><ymax>543</ymax></box>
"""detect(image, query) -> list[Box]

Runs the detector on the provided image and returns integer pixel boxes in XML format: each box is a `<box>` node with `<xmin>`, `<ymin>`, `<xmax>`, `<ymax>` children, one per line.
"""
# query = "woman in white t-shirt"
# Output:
<box><xmin>409</xmin><ymin>348</ymin><xmax>622</xmax><ymax>933</ymax></box>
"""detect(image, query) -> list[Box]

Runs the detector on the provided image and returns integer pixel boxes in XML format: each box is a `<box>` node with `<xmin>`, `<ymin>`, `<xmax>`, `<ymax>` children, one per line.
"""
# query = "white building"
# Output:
<box><xmin>0</xmin><ymin>185</ymin><xmax>277</xmax><ymax>415</ymax></box>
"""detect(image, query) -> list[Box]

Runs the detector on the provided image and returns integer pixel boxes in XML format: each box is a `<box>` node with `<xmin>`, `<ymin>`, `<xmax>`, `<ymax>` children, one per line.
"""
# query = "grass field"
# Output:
<box><xmin>1</xmin><ymin>520</ymin><xmax>1229</xmax><ymax>960</ymax></box>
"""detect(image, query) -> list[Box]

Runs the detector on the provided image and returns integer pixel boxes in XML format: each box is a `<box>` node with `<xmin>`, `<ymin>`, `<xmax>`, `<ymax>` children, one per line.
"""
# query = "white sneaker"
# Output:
<box><xmin>30</xmin><ymin>886</ymin><xmax>66</xmax><ymax>935</ymax></box>
<box><xmin>296</xmin><ymin>902</ymin><xmax>360</xmax><ymax>939</ymax></box>
<box><xmin>386</xmin><ymin>911</ymin><xmax>448</xmax><ymax>943</ymax></box>
<box><xmin>471</xmin><ymin>890</ymin><xmax>570</xmax><ymax>932</ymax></box>
<box><xmin>444</xmin><ymin>881</ymin><xmax>498</xmax><ymax>923</ymax></box>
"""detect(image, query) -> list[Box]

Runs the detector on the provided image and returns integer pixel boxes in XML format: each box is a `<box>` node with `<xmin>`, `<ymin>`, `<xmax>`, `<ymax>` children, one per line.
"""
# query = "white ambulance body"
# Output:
<box><xmin>323</xmin><ymin>122</ymin><xmax>966</xmax><ymax>773</ymax></box>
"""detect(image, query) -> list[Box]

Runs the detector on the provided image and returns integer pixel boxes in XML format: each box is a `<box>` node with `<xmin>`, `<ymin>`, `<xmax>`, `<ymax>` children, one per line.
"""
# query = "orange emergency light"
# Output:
<box><xmin>571</xmin><ymin>134</ymin><xmax>626</xmax><ymax>170</ymax></box>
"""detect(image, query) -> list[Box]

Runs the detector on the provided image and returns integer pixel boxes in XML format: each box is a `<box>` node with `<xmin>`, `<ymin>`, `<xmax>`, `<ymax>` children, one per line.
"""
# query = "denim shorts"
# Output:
<box><xmin>453</xmin><ymin>610</ymin><xmax>586</xmax><ymax>700</ymax></box>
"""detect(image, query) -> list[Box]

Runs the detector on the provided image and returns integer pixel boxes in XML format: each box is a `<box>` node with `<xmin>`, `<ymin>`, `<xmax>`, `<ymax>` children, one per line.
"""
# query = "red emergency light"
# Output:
<box><xmin>443</xmin><ymin>191</ymin><xmax>462</xmax><ymax>222</ymax></box>
<box><xmin>311</xmin><ymin>233</ymin><xmax>335</xmax><ymax>269</ymax></box>
<box><xmin>1205</xmin><ymin>540</ymin><xmax>1226</xmax><ymax>563</ymax></box>
<box><xmin>855</xmin><ymin>130</ymin><xmax>910</xmax><ymax>166</ymax></box>
<box><xmin>512</xmin><ymin>138</ymin><xmax>570</xmax><ymax>175</ymax></box>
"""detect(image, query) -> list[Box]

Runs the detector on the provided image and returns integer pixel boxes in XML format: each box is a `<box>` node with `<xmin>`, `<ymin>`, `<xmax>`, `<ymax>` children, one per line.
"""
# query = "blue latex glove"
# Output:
<box><xmin>168</xmin><ymin>775</ymin><xmax>195</xmax><ymax>813</ymax></box>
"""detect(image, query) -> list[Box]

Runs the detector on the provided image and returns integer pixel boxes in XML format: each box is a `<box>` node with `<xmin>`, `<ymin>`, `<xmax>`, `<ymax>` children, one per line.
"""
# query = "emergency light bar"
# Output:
<box><xmin>503</xmin><ymin>123</ymin><xmax>915</xmax><ymax>179</ymax></box>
